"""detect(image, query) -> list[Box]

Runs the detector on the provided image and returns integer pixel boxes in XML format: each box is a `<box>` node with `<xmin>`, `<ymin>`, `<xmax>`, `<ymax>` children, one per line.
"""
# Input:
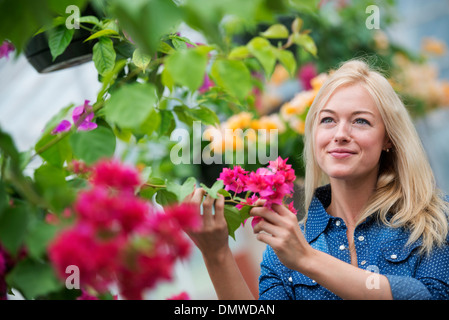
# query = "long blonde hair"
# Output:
<box><xmin>303</xmin><ymin>59</ymin><xmax>449</xmax><ymax>254</ymax></box>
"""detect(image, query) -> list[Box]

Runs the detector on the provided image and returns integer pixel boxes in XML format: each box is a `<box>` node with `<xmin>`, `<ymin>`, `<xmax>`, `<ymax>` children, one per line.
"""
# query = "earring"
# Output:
<box><xmin>386</xmin><ymin>148</ymin><xmax>390</xmax><ymax>153</ymax></box>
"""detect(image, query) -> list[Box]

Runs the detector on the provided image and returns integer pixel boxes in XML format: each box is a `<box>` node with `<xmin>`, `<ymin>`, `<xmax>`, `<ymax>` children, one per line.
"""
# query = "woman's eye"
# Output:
<box><xmin>320</xmin><ymin>117</ymin><xmax>334</xmax><ymax>124</ymax></box>
<box><xmin>354</xmin><ymin>118</ymin><xmax>370</xmax><ymax>125</ymax></box>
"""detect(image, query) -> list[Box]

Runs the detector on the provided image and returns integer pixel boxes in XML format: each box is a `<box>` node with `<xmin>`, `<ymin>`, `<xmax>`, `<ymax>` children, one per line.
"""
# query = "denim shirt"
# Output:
<box><xmin>259</xmin><ymin>185</ymin><xmax>449</xmax><ymax>300</ymax></box>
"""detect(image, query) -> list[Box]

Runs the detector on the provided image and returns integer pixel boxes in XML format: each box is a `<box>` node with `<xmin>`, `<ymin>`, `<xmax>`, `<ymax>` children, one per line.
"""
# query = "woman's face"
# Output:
<box><xmin>314</xmin><ymin>84</ymin><xmax>391</xmax><ymax>183</ymax></box>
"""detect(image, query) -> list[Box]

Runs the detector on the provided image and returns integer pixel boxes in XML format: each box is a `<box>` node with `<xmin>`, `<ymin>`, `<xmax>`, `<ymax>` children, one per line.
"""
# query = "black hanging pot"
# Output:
<box><xmin>24</xmin><ymin>4</ymin><xmax>102</xmax><ymax>73</ymax></box>
<box><xmin>24</xmin><ymin>27</ymin><xmax>94</xmax><ymax>73</ymax></box>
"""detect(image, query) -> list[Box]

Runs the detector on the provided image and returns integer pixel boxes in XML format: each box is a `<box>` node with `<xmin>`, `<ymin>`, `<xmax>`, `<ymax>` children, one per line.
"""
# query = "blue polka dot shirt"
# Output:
<box><xmin>258</xmin><ymin>185</ymin><xmax>449</xmax><ymax>300</ymax></box>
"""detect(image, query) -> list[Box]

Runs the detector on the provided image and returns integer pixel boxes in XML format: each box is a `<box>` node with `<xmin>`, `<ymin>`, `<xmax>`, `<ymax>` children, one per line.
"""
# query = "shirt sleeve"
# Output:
<box><xmin>385</xmin><ymin>242</ymin><xmax>449</xmax><ymax>300</ymax></box>
<box><xmin>258</xmin><ymin>246</ymin><xmax>292</xmax><ymax>300</ymax></box>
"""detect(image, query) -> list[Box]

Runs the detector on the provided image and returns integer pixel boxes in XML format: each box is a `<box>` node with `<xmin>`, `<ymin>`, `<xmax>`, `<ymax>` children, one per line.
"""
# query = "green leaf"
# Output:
<box><xmin>188</xmin><ymin>105</ymin><xmax>220</xmax><ymax>126</ymax></box>
<box><xmin>48</xmin><ymin>25</ymin><xmax>75</xmax><ymax>61</ymax></box>
<box><xmin>35</xmin><ymin>133</ymin><xmax>72</xmax><ymax>168</ymax></box>
<box><xmin>92</xmin><ymin>37</ymin><xmax>116</xmax><ymax>75</ymax></box>
<box><xmin>34</xmin><ymin>163</ymin><xmax>75</xmax><ymax>213</ymax></box>
<box><xmin>164</xmin><ymin>46</ymin><xmax>210</xmax><ymax>91</ymax></box>
<box><xmin>79</xmin><ymin>15</ymin><xmax>100</xmax><ymax>26</ymax></box>
<box><xmin>276</xmin><ymin>49</ymin><xmax>297</xmax><ymax>77</ymax></box>
<box><xmin>0</xmin><ymin>204</ymin><xmax>29</xmax><ymax>256</ymax></box>
<box><xmin>105</xmin><ymin>82</ymin><xmax>158</xmax><ymax>130</ymax></box>
<box><xmin>156</xmin><ymin>189</ymin><xmax>178</xmax><ymax>206</ymax></box>
<box><xmin>200</xmin><ymin>180</ymin><xmax>224</xmax><ymax>199</ymax></box>
<box><xmin>247</xmin><ymin>37</ymin><xmax>277</xmax><ymax>77</ymax></box>
<box><xmin>6</xmin><ymin>258</ymin><xmax>62</xmax><ymax>300</ymax></box>
<box><xmin>84</xmin><ymin>29</ymin><xmax>119</xmax><ymax>42</ymax></box>
<box><xmin>260</xmin><ymin>24</ymin><xmax>289</xmax><ymax>39</ymax></box>
<box><xmin>210</xmin><ymin>59</ymin><xmax>252</xmax><ymax>101</ymax></box>
<box><xmin>69</xmin><ymin>125</ymin><xmax>116</xmax><ymax>165</ymax></box>
<box><xmin>166</xmin><ymin>177</ymin><xmax>196</xmax><ymax>202</ymax></box>
<box><xmin>228</xmin><ymin>46</ymin><xmax>250</xmax><ymax>59</ymax></box>
<box><xmin>224</xmin><ymin>205</ymin><xmax>242</xmax><ymax>240</ymax></box>
<box><xmin>24</xmin><ymin>220</ymin><xmax>58</xmax><ymax>260</ymax></box>
<box><xmin>109</xmin><ymin>0</ymin><xmax>182</xmax><ymax>55</ymax></box>
<box><xmin>238</xmin><ymin>205</ymin><xmax>252</xmax><ymax>224</ymax></box>
<box><xmin>292</xmin><ymin>33</ymin><xmax>317</xmax><ymax>57</ymax></box>
<box><xmin>132</xmin><ymin>48</ymin><xmax>151</xmax><ymax>72</ymax></box>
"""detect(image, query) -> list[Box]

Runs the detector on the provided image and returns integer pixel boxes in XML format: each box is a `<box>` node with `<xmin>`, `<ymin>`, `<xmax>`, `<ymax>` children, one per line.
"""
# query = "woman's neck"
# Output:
<box><xmin>327</xmin><ymin>177</ymin><xmax>377</xmax><ymax>228</ymax></box>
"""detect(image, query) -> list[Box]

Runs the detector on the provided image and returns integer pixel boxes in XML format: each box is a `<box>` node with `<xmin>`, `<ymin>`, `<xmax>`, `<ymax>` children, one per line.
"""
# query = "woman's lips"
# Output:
<box><xmin>328</xmin><ymin>149</ymin><xmax>356</xmax><ymax>159</ymax></box>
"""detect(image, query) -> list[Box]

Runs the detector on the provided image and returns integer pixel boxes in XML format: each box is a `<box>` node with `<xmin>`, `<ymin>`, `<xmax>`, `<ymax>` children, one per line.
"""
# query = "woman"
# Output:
<box><xmin>184</xmin><ymin>59</ymin><xmax>449</xmax><ymax>300</ymax></box>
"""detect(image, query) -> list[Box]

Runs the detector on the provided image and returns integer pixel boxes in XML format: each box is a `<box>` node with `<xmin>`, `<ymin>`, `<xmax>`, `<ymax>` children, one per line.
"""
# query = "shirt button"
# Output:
<box><xmin>339</xmin><ymin>244</ymin><xmax>345</xmax><ymax>250</ymax></box>
<box><xmin>390</xmin><ymin>254</ymin><xmax>397</xmax><ymax>260</ymax></box>
<box><xmin>312</xmin><ymin>280</ymin><xmax>316</xmax><ymax>283</ymax></box>
<box><xmin>357</xmin><ymin>235</ymin><xmax>365</xmax><ymax>241</ymax></box>
<box><xmin>288</xmin><ymin>276</ymin><xmax>293</xmax><ymax>283</ymax></box>
<box><xmin>335</xmin><ymin>220</ymin><xmax>341</xmax><ymax>226</ymax></box>
<box><xmin>361</xmin><ymin>260</ymin><xmax>367</xmax><ymax>265</ymax></box>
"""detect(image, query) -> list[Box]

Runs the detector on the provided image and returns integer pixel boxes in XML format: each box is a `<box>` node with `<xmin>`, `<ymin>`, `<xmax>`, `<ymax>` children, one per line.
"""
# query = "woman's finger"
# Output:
<box><xmin>250</xmin><ymin>206</ymin><xmax>282</xmax><ymax>225</ymax></box>
<box><xmin>214</xmin><ymin>194</ymin><xmax>226</xmax><ymax>225</ymax></box>
<box><xmin>252</xmin><ymin>218</ymin><xmax>282</xmax><ymax>237</ymax></box>
<box><xmin>202</xmin><ymin>194</ymin><xmax>215</xmax><ymax>226</ymax></box>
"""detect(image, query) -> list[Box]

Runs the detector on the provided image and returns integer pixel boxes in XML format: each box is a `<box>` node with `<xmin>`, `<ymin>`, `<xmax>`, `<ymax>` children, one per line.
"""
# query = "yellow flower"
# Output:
<box><xmin>310</xmin><ymin>73</ymin><xmax>328</xmax><ymax>92</ymax></box>
<box><xmin>422</xmin><ymin>37</ymin><xmax>447</xmax><ymax>56</ymax></box>
<box><xmin>269</xmin><ymin>64</ymin><xmax>290</xmax><ymax>86</ymax></box>
<box><xmin>225</xmin><ymin>112</ymin><xmax>252</xmax><ymax>130</ymax></box>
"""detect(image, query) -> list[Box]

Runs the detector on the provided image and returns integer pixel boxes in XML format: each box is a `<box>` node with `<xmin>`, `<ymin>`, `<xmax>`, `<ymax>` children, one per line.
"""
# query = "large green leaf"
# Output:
<box><xmin>6</xmin><ymin>258</ymin><xmax>62</xmax><ymax>300</ymax></box>
<box><xmin>164</xmin><ymin>46</ymin><xmax>210</xmax><ymax>91</ymax></box>
<box><xmin>48</xmin><ymin>25</ymin><xmax>75</xmax><ymax>61</ymax></box>
<box><xmin>166</xmin><ymin>177</ymin><xmax>196</xmax><ymax>202</ymax></box>
<box><xmin>105</xmin><ymin>82</ymin><xmax>158</xmax><ymax>130</ymax></box>
<box><xmin>92</xmin><ymin>37</ymin><xmax>116</xmax><ymax>75</ymax></box>
<box><xmin>247</xmin><ymin>37</ymin><xmax>277</xmax><ymax>77</ymax></box>
<box><xmin>0</xmin><ymin>204</ymin><xmax>29</xmax><ymax>256</ymax></box>
<box><xmin>34</xmin><ymin>163</ymin><xmax>75</xmax><ymax>213</ymax></box>
<box><xmin>25</xmin><ymin>220</ymin><xmax>58</xmax><ymax>260</ymax></box>
<box><xmin>35</xmin><ymin>133</ymin><xmax>72</xmax><ymax>168</ymax></box>
<box><xmin>210</xmin><ymin>59</ymin><xmax>252</xmax><ymax>101</ymax></box>
<box><xmin>109</xmin><ymin>0</ymin><xmax>182</xmax><ymax>55</ymax></box>
<box><xmin>224</xmin><ymin>204</ymin><xmax>242</xmax><ymax>240</ymax></box>
<box><xmin>69</xmin><ymin>125</ymin><xmax>116</xmax><ymax>165</ymax></box>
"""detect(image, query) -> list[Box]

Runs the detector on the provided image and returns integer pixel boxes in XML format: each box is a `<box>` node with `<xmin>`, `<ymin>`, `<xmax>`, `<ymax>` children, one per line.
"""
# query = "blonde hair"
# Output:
<box><xmin>303</xmin><ymin>59</ymin><xmax>449</xmax><ymax>254</ymax></box>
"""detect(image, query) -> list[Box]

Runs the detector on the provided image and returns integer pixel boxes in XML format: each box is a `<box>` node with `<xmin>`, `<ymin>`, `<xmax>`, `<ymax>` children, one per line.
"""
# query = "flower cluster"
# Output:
<box><xmin>280</xmin><ymin>70</ymin><xmax>328</xmax><ymax>134</ymax></box>
<box><xmin>218</xmin><ymin>156</ymin><xmax>297</xmax><ymax>227</ymax></box>
<box><xmin>51</xmin><ymin>100</ymin><xmax>97</xmax><ymax>134</ymax></box>
<box><xmin>48</xmin><ymin>159</ymin><xmax>200</xmax><ymax>300</ymax></box>
<box><xmin>0</xmin><ymin>41</ymin><xmax>14</xmax><ymax>59</ymax></box>
<box><xmin>203</xmin><ymin>112</ymin><xmax>285</xmax><ymax>155</ymax></box>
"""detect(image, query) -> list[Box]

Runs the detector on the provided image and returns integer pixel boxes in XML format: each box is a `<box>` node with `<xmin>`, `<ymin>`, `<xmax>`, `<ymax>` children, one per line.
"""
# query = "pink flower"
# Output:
<box><xmin>72</xmin><ymin>100</ymin><xmax>97</xmax><ymax>131</ymax></box>
<box><xmin>51</xmin><ymin>100</ymin><xmax>97</xmax><ymax>135</ymax></box>
<box><xmin>167</xmin><ymin>291</ymin><xmax>190</xmax><ymax>300</ymax></box>
<box><xmin>164</xmin><ymin>203</ymin><xmax>201</xmax><ymax>231</ymax></box>
<box><xmin>51</xmin><ymin>120</ymin><xmax>71</xmax><ymax>134</ymax></box>
<box><xmin>74</xmin><ymin>186</ymin><xmax>149</xmax><ymax>234</ymax></box>
<box><xmin>199</xmin><ymin>73</ymin><xmax>214</xmax><ymax>94</ymax></box>
<box><xmin>48</xmin><ymin>223</ymin><xmax>123</xmax><ymax>292</ymax></box>
<box><xmin>90</xmin><ymin>159</ymin><xmax>141</xmax><ymax>192</ymax></box>
<box><xmin>298</xmin><ymin>63</ymin><xmax>317</xmax><ymax>90</ymax></box>
<box><xmin>0</xmin><ymin>41</ymin><xmax>14</xmax><ymax>59</ymax></box>
<box><xmin>218</xmin><ymin>166</ymin><xmax>248</xmax><ymax>194</ymax></box>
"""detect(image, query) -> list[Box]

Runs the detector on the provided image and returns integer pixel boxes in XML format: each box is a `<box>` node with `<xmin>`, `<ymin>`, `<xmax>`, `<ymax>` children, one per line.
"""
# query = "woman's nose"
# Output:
<box><xmin>333</xmin><ymin>122</ymin><xmax>351</xmax><ymax>143</ymax></box>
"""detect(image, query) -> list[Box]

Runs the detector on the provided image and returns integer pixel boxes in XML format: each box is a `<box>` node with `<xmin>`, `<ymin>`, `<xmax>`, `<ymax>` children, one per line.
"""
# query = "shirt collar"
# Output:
<box><xmin>305</xmin><ymin>184</ymin><xmax>333</xmax><ymax>243</ymax></box>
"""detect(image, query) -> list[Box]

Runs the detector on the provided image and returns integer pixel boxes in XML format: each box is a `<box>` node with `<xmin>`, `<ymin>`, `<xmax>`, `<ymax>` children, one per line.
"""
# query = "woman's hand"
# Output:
<box><xmin>250</xmin><ymin>202</ymin><xmax>312</xmax><ymax>271</ymax></box>
<box><xmin>183</xmin><ymin>188</ymin><xmax>229</xmax><ymax>259</ymax></box>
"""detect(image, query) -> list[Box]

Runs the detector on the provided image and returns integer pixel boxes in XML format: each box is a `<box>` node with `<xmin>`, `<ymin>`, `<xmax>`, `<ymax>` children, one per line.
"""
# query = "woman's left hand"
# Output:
<box><xmin>250</xmin><ymin>203</ymin><xmax>313</xmax><ymax>271</ymax></box>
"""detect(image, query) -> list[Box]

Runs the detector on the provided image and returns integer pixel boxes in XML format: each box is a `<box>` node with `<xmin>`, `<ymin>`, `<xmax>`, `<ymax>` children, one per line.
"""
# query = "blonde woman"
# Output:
<box><xmin>185</xmin><ymin>60</ymin><xmax>449</xmax><ymax>300</ymax></box>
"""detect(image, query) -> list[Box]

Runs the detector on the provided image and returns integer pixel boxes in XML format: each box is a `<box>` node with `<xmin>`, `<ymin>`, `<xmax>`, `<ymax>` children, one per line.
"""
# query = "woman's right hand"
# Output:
<box><xmin>183</xmin><ymin>187</ymin><xmax>229</xmax><ymax>259</ymax></box>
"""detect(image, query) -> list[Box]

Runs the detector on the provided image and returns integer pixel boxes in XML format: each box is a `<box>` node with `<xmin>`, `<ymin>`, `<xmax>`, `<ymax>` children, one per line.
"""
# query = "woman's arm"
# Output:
<box><xmin>184</xmin><ymin>188</ymin><xmax>255</xmax><ymax>300</ymax></box>
<box><xmin>251</xmin><ymin>203</ymin><xmax>393</xmax><ymax>300</ymax></box>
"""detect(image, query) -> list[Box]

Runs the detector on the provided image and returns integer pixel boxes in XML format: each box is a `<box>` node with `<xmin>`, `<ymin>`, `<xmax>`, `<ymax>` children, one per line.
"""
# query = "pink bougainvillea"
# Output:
<box><xmin>48</xmin><ymin>159</ymin><xmax>199</xmax><ymax>300</ymax></box>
